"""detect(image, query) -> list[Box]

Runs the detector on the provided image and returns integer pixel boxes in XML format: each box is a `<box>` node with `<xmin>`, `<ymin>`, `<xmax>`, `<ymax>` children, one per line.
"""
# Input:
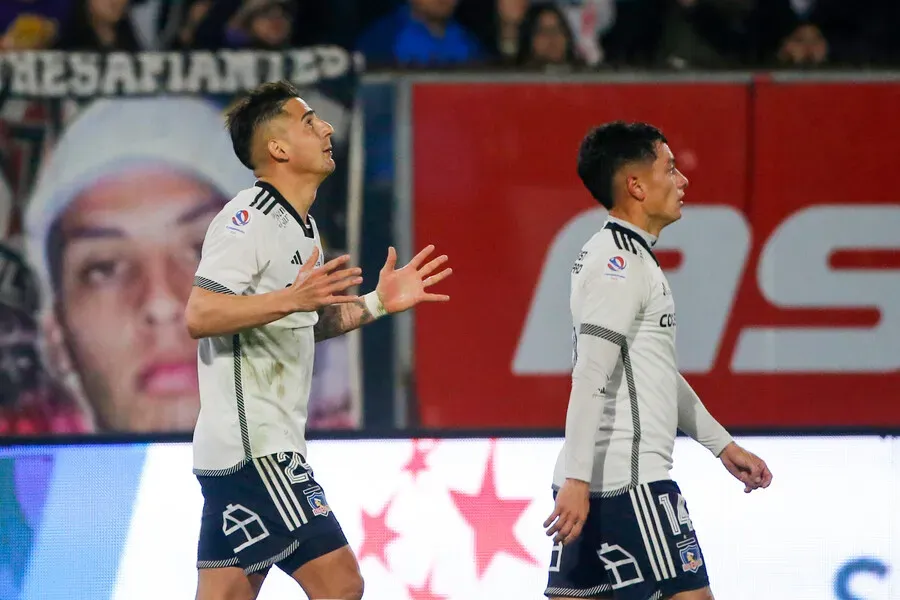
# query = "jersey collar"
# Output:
<box><xmin>254</xmin><ymin>180</ymin><xmax>314</xmax><ymax>238</ymax></box>
<box><xmin>604</xmin><ymin>217</ymin><xmax>659</xmax><ymax>266</ymax></box>
<box><xmin>606</xmin><ymin>216</ymin><xmax>658</xmax><ymax>247</ymax></box>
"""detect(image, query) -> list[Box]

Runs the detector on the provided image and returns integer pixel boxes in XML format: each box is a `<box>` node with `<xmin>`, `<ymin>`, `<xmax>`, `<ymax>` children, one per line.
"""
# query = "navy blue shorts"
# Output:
<box><xmin>545</xmin><ymin>480</ymin><xmax>709</xmax><ymax>600</ymax></box>
<box><xmin>196</xmin><ymin>452</ymin><xmax>347</xmax><ymax>575</ymax></box>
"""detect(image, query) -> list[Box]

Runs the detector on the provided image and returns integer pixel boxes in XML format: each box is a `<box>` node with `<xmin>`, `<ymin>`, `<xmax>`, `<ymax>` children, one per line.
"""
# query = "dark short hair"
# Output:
<box><xmin>576</xmin><ymin>121</ymin><xmax>667</xmax><ymax>209</ymax></box>
<box><xmin>225</xmin><ymin>80</ymin><xmax>300</xmax><ymax>170</ymax></box>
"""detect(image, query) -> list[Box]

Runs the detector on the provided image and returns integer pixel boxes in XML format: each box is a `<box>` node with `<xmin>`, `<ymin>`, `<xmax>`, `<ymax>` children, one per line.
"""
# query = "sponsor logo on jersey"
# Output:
<box><xmin>604</xmin><ymin>255</ymin><xmax>627</xmax><ymax>279</ymax></box>
<box><xmin>290</xmin><ymin>250</ymin><xmax>302</xmax><ymax>265</ymax></box>
<box><xmin>304</xmin><ymin>486</ymin><xmax>331</xmax><ymax>517</ymax></box>
<box><xmin>679</xmin><ymin>541</ymin><xmax>704</xmax><ymax>573</ymax></box>
<box><xmin>232</xmin><ymin>209</ymin><xmax>250</xmax><ymax>226</ymax></box>
<box><xmin>659</xmin><ymin>313</ymin><xmax>676</xmax><ymax>328</ymax></box>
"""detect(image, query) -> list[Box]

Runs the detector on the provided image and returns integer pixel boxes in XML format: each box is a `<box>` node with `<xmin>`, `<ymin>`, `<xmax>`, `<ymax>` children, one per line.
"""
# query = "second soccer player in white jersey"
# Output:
<box><xmin>184</xmin><ymin>81</ymin><xmax>452</xmax><ymax>600</ymax></box>
<box><xmin>543</xmin><ymin>122</ymin><xmax>772</xmax><ymax>600</ymax></box>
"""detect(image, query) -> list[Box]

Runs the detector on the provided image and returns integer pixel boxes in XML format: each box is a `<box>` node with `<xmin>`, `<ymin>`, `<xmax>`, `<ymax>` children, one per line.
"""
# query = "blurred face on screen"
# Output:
<box><xmin>51</xmin><ymin>167</ymin><xmax>224</xmax><ymax>432</ymax></box>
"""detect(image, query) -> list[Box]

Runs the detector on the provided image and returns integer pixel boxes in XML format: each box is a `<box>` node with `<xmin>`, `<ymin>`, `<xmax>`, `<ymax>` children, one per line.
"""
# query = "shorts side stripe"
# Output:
<box><xmin>629</xmin><ymin>488</ymin><xmax>662</xmax><ymax>581</ymax></box>
<box><xmin>257</xmin><ymin>457</ymin><xmax>303</xmax><ymax>529</ymax></box>
<box><xmin>252</xmin><ymin>459</ymin><xmax>295</xmax><ymax>529</ymax></box>
<box><xmin>641</xmin><ymin>484</ymin><xmax>677</xmax><ymax>578</ymax></box>
<box><xmin>635</xmin><ymin>486</ymin><xmax>672</xmax><ymax>580</ymax></box>
<box><xmin>262</xmin><ymin>455</ymin><xmax>308</xmax><ymax>525</ymax></box>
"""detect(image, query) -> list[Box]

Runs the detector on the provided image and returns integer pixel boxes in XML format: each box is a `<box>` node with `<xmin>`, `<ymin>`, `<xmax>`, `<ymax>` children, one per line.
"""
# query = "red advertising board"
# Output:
<box><xmin>412</xmin><ymin>80</ymin><xmax>900</xmax><ymax>430</ymax></box>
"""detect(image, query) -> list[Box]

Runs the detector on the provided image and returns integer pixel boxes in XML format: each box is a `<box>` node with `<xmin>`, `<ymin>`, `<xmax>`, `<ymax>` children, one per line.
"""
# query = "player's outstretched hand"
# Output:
<box><xmin>543</xmin><ymin>478</ymin><xmax>590</xmax><ymax>545</ymax></box>
<box><xmin>287</xmin><ymin>247</ymin><xmax>362</xmax><ymax>312</ymax></box>
<box><xmin>374</xmin><ymin>245</ymin><xmax>452</xmax><ymax>314</ymax></box>
<box><xmin>719</xmin><ymin>442</ymin><xmax>773</xmax><ymax>493</ymax></box>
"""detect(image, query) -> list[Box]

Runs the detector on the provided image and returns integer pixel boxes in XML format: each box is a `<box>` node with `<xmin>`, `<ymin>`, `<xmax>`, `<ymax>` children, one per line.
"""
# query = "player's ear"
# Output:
<box><xmin>625</xmin><ymin>174</ymin><xmax>646</xmax><ymax>202</ymax></box>
<box><xmin>267</xmin><ymin>138</ymin><xmax>289</xmax><ymax>164</ymax></box>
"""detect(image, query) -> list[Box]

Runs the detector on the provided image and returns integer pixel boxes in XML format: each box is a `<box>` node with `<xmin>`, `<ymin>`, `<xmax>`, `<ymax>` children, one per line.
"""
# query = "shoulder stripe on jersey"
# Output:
<box><xmin>250</xmin><ymin>189</ymin><xmax>267</xmax><ymax>208</ymax></box>
<box><xmin>254</xmin><ymin>181</ymin><xmax>315</xmax><ymax>238</ymax></box>
<box><xmin>194</xmin><ymin>276</ymin><xmax>235</xmax><ymax>295</ymax></box>
<box><xmin>610</xmin><ymin>228</ymin><xmax>640</xmax><ymax>257</ymax></box>
<box><xmin>580</xmin><ymin>323</ymin><xmax>641</xmax><ymax>488</ymax></box>
<box><xmin>232</xmin><ymin>334</ymin><xmax>252</xmax><ymax>461</ymax></box>
<box><xmin>256</xmin><ymin>194</ymin><xmax>275</xmax><ymax>214</ymax></box>
<box><xmin>604</xmin><ymin>222</ymin><xmax>659</xmax><ymax>266</ymax></box>
<box><xmin>611</xmin><ymin>229</ymin><xmax>622</xmax><ymax>250</ymax></box>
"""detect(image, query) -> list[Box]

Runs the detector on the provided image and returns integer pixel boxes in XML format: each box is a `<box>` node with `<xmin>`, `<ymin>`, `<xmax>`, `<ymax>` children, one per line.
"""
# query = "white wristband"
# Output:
<box><xmin>363</xmin><ymin>291</ymin><xmax>388</xmax><ymax>319</ymax></box>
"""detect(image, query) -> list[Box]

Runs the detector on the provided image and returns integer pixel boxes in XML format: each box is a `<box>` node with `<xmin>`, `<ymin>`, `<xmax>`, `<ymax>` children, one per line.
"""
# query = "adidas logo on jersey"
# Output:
<box><xmin>290</xmin><ymin>250</ymin><xmax>302</xmax><ymax>265</ymax></box>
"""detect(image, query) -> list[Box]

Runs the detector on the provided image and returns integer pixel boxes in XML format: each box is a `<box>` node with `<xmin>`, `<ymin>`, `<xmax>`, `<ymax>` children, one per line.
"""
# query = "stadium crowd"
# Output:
<box><xmin>1</xmin><ymin>0</ymin><xmax>898</xmax><ymax>69</ymax></box>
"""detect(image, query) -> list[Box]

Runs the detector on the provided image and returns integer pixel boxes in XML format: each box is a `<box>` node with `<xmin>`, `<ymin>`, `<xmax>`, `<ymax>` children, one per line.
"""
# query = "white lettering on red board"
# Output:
<box><xmin>513</xmin><ymin>205</ymin><xmax>900</xmax><ymax>374</ymax></box>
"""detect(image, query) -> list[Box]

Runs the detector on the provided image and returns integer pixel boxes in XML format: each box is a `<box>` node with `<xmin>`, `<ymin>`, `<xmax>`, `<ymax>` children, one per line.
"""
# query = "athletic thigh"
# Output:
<box><xmin>195</xmin><ymin>567</ymin><xmax>266</xmax><ymax>600</ymax></box>
<box><xmin>291</xmin><ymin>544</ymin><xmax>364</xmax><ymax>600</ymax></box>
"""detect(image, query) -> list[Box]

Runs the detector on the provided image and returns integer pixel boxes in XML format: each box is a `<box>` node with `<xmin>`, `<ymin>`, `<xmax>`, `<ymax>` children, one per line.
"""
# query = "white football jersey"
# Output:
<box><xmin>191</xmin><ymin>181</ymin><xmax>324</xmax><ymax>476</ymax></box>
<box><xmin>552</xmin><ymin>217</ymin><xmax>681</xmax><ymax>494</ymax></box>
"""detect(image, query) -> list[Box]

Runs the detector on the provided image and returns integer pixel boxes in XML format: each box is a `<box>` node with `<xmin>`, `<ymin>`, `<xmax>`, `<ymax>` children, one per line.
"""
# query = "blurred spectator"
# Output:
<box><xmin>558</xmin><ymin>0</ymin><xmax>616</xmax><ymax>67</ymax></box>
<box><xmin>456</xmin><ymin>0</ymin><xmax>530</xmax><ymax>64</ymax></box>
<box><xmin>602</xmin><ymin>0</ymin><xmax>799</xmax><ymax>68</ymax></box>
<box><xmin>797</xmin><ymin>0</ymin><xmax>896</xmax><ymax>67</ymax></box>
<box><xmin>175</xmin><ymin>0</ymin><xmax>213</xmax><ymax>48</ymax></box>
<box><xmin>227</xmin><ymin>0</ymin><xmax>293</xmax><ymax>49</ymax></box>
<box><xmin>189</xmin><ymin>0</ymin><xmax>295</xmax><ymax>50</ymax></box>
<box><xmin>0</xmin><ymin>0</ymin><xmax>71</xmax><ymax>50</ymax></box>
<box><xmin>356</xmin><ymin>0</ymin><xmax>485</xmax><ymax>68</ymax></box>
<box><xmin>516</xmin><ymin>3</ymin><xmax>584</xmax><ymax>69</ymax></box>
<box><xmin>776</xmin><ymin>21</ymin><xmax>826</xmax><ymax>66</ymax></box>
<box><xmin>55</xmin><ymin>0</ymin><xmax>141</xmax><ymax>51</ymax></box>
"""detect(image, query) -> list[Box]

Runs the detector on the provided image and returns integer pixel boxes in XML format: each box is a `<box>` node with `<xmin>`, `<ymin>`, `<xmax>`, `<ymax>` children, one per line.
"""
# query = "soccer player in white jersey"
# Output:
<box><xmin>542</xmin><ymin>121</ymin><xmax>772</xmax><ymax>600</ymax></box>
<box><xmin>184</xmin><ymin>80</ymin><xmax>452</xmax><ymax>600</ymax></box>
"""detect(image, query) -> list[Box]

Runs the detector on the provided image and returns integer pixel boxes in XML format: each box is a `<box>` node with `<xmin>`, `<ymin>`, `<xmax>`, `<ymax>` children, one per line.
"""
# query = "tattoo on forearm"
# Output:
<box><xmin>313</xmin><ymin>298</ymin><xmax>375</xmax><ymax>342</ymax></box>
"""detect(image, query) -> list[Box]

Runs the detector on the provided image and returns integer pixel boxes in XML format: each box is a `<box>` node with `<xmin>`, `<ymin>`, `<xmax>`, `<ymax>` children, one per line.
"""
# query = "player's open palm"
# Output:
<box><xmin>375</xmin><ymin>245</ymin><xmax>452</xmax><ymax>314</ymax></box>
<box><xmin>720</xmin><ymin>442</ymin><xmax>773</xmax><ymax>493</ymax></box>
<box><xmin>544</xmin><ymin>478</ymin><xmax>590</xmax><ymax>545</ymax></box>
<box><xmin>287</xmin><ymin>247</ymin><xmax>363</xmax><ymax>312</ymax></box>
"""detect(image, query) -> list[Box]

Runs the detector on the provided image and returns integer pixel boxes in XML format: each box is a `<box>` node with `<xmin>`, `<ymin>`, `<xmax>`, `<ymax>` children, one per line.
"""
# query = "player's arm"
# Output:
<box><xmin>313</xmin><ymin>244</ymin><xmax>452</xmax><ymax>343</ymax></box>
<box><xmin>677</xmin><ymin>374</ymin><xmax>773</xmax><ymax>492</ymax></box>
<box><xmin>545</xmin><ymin>255</ymin><xmax>647</xmax><ymax>544</ymax></box>
<box><xmin>564</xmin><ymin>261</ymin><xmax>646</xmax><ymax>483</ymax></box>
<box><xmin>675</xmin><ymin>373</ymin><xmax>733</xmax><ymax>457</ymax></box>
<box><xmin>313</xmin><ymin>295</ymin><xmax>383</xmax><ymax>342</ymax></box>
<box><xmin>185</xmin><ymin>216</ymin><xmax>360</xmax><ymax>339</ymax></box>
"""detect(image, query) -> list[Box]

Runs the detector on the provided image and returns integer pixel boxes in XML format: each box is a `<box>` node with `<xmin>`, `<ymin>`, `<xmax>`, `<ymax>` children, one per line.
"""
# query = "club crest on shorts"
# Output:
<box><xmin>304</xmin><ymin>486</ymin><xmax>330</xmax><ymax>517</ymax></box>
<box><xmin>679</xmin><ymin>541</ymin><xmax>704</xmax><ymax>573</ymax></box>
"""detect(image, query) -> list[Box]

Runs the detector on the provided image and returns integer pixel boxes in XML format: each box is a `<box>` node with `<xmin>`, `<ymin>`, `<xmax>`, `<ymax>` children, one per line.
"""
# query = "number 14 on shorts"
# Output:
<box><xmin>658</xmin><ymin>492</ymin><xmax>694</xmax><ymax>536</ymax></box>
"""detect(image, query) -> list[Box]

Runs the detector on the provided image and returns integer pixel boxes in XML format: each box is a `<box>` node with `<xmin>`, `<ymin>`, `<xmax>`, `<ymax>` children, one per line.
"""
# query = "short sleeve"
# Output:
<box><xmin>194</xmin><ymin>208</ymin><xmax>266</xmax><ymax>295</ymax></box>
<box><xmin>576</xmin><ymin>253</ymin><xmax>648</xmax><ymax>340</ymax></box>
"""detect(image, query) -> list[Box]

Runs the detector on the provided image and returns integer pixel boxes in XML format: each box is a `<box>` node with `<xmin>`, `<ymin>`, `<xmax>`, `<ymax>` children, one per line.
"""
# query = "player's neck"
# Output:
<box><xmin>256</xmin><ymin>173</ymin><xmax>318</xmax><ymax>220</ymax></box>
<box><xmin>607</xmin><ymin>209</ymin><xmax>662</xmax><ymax>238</ymax></box>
